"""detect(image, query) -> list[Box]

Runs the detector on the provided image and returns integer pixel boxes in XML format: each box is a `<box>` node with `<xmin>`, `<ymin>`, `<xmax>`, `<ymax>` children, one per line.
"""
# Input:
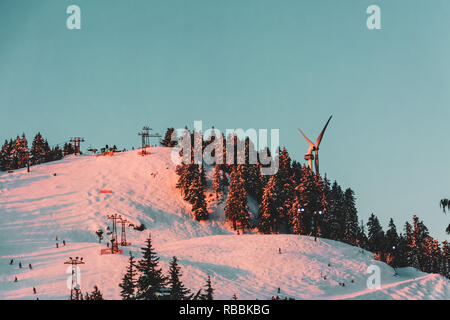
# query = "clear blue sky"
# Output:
<box><xmin>1</xmin><ymin>0</ymin><xmax>449</xmax><ymax>240</ymax></box>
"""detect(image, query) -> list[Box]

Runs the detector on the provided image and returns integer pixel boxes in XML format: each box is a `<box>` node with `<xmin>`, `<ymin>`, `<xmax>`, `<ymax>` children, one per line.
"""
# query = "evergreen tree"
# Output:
<box><xmin>189</xmin><ymin>174</ymin><xmax>209</xmax><ymax>221</ymax></box>
<box><xmin>366</xmin><ymin>213</ymin><xmax>385</xmax><ymax>256</ymax></box>
<box><xmin>441</xmin><ymin>241</ymin><xmax>449</xmax><ymax>278</ymax></box>
<box><xmin>276</xmin><ymin>148</ymin><xmax>295</xmax><ymax>231</ymax></box>
<box><xmin>31</xmin><ymin>132</ymin><xmax>45</xmax><ymax>164</ymax></box>
<box><xmin>395</xmin><ymin>233</ymin><xmax>408</xmax><ymax>268</ymax></box>
<box><xmin>225</xmin><ymin>166</ymin><xmax>250</xmax><ymax>232</ymax></box>
<box><xmin>356</xmin><ymin>220</ymin><xmax>369</xmax><ymax>250</ymax></box>
<box><xmin>244</xmin><ymin>138</ymin><xmax>263</xmax><ymax>201</ymax></box>
<box><xmin>63</xmin><ymin>142</ymin><xmax>75</xmax><ymax>156</ymax></box>
<box><xmin>120</xmin><ymin>252</ymin><xmax>137</xmax><ymax>300</ymax></box>
<box><xmin>289</xmin><ymin>166</ymin><xmax>321</xmax><ymax>236</ymax></box>
<box><xmin>384</xmin><ymin>218</ymin><xmax>400</xmax><ymax>266</ymax></box>
<box><xmin>136</xmin><ymin>234</ymin><xmax>167</xmax><ymax>300</ymax></box>
<box><xmin>324</xmin><ymin>181</ymin><xmax>345</xmax><ymax>240</ymax></box>
<box><xmin>0</xmin><ymin>140</ymin><xmax>12</xmax><ymax>171</ymax></box>
<box><xmin>161</xmin><ymin>128</ymin><xmax>178</xmax><ymax>147</ymax></box>
<box><xmin>409</xmin><ymin>215</ymin><xmax>430</xmax><ymax>270</ymax></box>
<box><xmin>212</xmin><ymin>164</ymin><xmax>227</xmax><ymax>201</ymax></box>
<box><xmin>11</xmin><ymin>134</ymin><xmax>28</xmax><ymax>169</ymax></box>
<box><xmin>167</xmin><ymin>256</ymin><xmax>192</xmax><ymax>300</ymax></box>
<box><xmin>343</xmin><ymin>188</ymin><xmax>359</xmax><ymax>245</ymax></box>
<box><xmin>200</xmin><ymin>275</ymin><xmax>214</xmax><ymax>300</ymax></box>
<box><xmin>51</xmin><ymin>146</ymin><xmax>63</xmax><ymax>161</ymax></box>
<box><xmin>258</xmin><ymin>176</ymin><xmax>280</xmax><ymax>234</ymax></box>
<box><xmin>90</xmin><ymin>285</ymin><xmax>104</xmax><ymax>300</ymax></box>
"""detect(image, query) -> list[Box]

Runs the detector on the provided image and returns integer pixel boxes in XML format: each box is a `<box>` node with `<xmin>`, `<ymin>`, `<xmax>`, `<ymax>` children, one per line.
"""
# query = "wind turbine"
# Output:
<box><xmin>298</xmin><ymin>115</ymin><xmax>332</xmax><ymax>175</ymax></box>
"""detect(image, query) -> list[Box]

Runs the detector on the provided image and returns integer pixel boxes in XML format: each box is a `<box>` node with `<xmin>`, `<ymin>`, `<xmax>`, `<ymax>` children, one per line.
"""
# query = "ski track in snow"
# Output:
<box><xmin>0</xmin><ymin>148</ymin><xmax>448</xmax><ymax>300</ymax></box>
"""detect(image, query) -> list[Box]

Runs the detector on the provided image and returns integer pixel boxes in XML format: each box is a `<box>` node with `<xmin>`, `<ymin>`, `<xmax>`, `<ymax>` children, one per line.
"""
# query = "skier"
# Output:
<box><xmin>28</xmin><ymin>263</ymin><xmax>32</xmax><ymax>270</ymax></box>
<box><xmin>33</xmin><ymin>287</ymin><xmax>37</xmax><ymax>295</ymax></box>
<box><xmin>19</xmin><ymin>262</ymin><xmax>22</xmax><ymax>268</ymax></box>
<box><xmin>56</xmin><ymin>243</ymin><xmax>59</xmax><ymax>248</ymax></box>
<box><xmin>14</xmin><ymin>276</ymin><xmax>18</xmax><ymax>282</ymax></box>
<box><xmin>278</xmin><ymin>248</ymin><xmax>282</xmax><ymax>254</ymax></box>
<box><xmin>63</xmin><ymin>240</ymin><xmax>66</xmax><ymax>246</ymax></box>
<box><xmin>9</xmin><ymin>259</ymin><xmax>13</xmax><ymax>265</ymax></box>
<box><xmin>56</xmin><ymin>236</ymin><xmax>58</xmax><ymax>241</ymax></box>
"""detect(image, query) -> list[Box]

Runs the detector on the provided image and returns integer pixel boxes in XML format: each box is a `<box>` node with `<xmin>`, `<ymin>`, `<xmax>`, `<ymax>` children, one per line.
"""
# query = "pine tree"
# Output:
<box><xmin>120</xmin><ymin>252</ymin><xmax>137</xmax><ymax>300</ymax></box>
<box><xmin>408</xmin><ymin>215</ymin><xmax>430</xmax><ymax>270</ymax></box>
<box><xmin>11</xmin><ymin>134</ymin><xmax>28</xmax><ymax>169</ymax></box>
<box><xmin>258</xmin><ymin>176</ymin><xmax>279</xmax><ymax>234</ymax></box>
<box><xmin>51</xmin><ymin>146</ymin><xmax>63</xmax><ymax>161</ymax></box>
<box><xmin>200</xmin><ymin>275</ymin><xmax>214</xmax><ymax>300</ymax></box>
<box><xmin>384</xmin><ymin>218</ymin><xmax>399</xmax><ymax>266</ymax></box>
<box><xmin>0</xmin><ymin>140</ymin><xmax>12</xmax><ymax>171</ymax></box>
<box><xmin>395</xmin><ymin>233</ymin><xmax>408</xmax><ymax>268</ymax></box>
<box><xmin>225</xmin><ymin>166</ymin><xmax>250</xmax><ymax>231</ymax></box>
<box><xmin>90</xmin><ymin>285</ymin><xmax>104</xmax><ymax>300</ymax></box>
<box><xmin>343</xmin><ymin>188</ymin><xmax>359</xmax><ymax>245</ymax></box>
<box><xmin>244</xmin><ymin>138</ymin><xmax>263</xmax><ymax>201</ymax></box>
<box><xmin>276</xmin><ymin>148</ymin><xmax>295</xmax><ymax>231</ymax></box>
<box><xmin>289</xmin><ymin>166</ymin><xmax>320</xmax><ymax>236</ymax></box>
<box><xmin>31</xmin><ymin>133</ymin><xmax>43</xmax><ymax>164</ymax></box>
<box><xmin>136</xmin><ymin>234</ymin><xmax>167</xmax><ymax>300</ymax></box>
<box><xmin>167</xmin><ymin>256</ymin><xmax>192</xmax><ymax>300</ymax></box>
<box><xmin>212</xmin><ymin>164</ymin><xmax>227</xmax><ymax>201</ymax></box>
<box><xmin>356</xmin><ymin>220</ymin><xmax>369</xmax><ymax>250</ymax></box>
<box><xmin>441</xmin><ymin>241</ymin><xmax>449</xmax><ymax>278</ymax></box>
<box><xmin>367</xmin><ymin>213</ymin><xmax>385</xmax><ymax>257</ymax></box>
<box><xmin>63</xmin><ymin>142</ymin><xmax>75</xmax><ymax>156</ymax></box>
<box><xmin>189</xmin><ymin>174</ymin><xmax>209</xmax><ymax>221</ymax></box>
<box><xmin>161</xmin><ymin>128</ymin><xmax>178</xmax><ymax>147</ymax></box>
<box><xmin>325</xmin><ymin>181</ymin><xmax>345</xmax><ymax>241</ymax></box>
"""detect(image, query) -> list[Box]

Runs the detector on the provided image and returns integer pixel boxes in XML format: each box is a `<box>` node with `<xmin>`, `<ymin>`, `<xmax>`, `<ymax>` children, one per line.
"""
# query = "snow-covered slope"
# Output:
<box><xmin>0</xmin><ymin>148</ymin><xmax>448</xmax><ymax>300</ymax></box>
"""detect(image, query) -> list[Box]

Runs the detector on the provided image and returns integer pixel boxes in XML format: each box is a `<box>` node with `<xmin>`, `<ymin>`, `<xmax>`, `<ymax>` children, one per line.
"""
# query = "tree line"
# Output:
<box><xmin>0</xmin><ymin>132</ymin><xmax>77</xmax><ymax>171</ymax></box>
<box><xmin>171</xmin><ymin>128</ymin><xmax>449</xmax><ymax>279</ymax></box>
<box><xmin>119</xmin><ymin>233</ymin><xmax>214</xmax><ymax>300</ymax></box>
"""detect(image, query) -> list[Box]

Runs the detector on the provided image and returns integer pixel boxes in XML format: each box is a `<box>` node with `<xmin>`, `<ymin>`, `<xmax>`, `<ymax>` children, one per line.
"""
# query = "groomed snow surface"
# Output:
<box><xmin>0</xmin><ymin>148</ymin><xmax>448</xmax><ymax>300</ymax></box>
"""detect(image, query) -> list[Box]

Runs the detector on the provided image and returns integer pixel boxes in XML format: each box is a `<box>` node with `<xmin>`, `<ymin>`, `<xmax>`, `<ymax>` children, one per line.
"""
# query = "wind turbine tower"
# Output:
<box><xmin>298</xmin><ymin>115</ymin><xmax>332</xmax><ymax>175</ymax></box>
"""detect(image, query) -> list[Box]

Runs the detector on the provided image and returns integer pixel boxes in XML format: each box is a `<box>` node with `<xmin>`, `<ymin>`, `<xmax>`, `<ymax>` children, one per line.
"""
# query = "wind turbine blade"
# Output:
<box><xmin>298</xmin><ymin>129</ymin><xmax>314</xmax><ymax>147</ymax></box>
<box><xmin>316</xmin><ymin>115</ymin><xmax>332</xmax><ymax>147</ymax></box>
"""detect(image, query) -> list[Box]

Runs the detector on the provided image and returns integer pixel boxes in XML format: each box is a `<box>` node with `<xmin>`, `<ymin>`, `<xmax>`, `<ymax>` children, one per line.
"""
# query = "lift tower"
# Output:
<box><xmin>119</xmin><ymin>217</ymin><xmax>130</xmax><ymax>246</ymax></box>
<box><xmin>106</xmin><ymin>214</ymin><xmax>122</xmax><ymax>253</ymax></box>
<box><xmin>70</xmin><ymin>137</ymin><xmax>85</xmax><ymax>155</ymax></box>
<box><xmin>138</xmin><ymin>126</ymin><xmax>151</xmax><ymax>155</ymax></box>
<box><xmin>64</xmin><ymin>257</ymin><xmax>85</xmax><ymax>300</ymax></box>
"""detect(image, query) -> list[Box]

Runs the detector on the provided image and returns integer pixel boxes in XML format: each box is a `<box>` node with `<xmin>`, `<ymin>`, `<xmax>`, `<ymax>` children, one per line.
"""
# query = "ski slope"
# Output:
<box><xmin>0</xmin><ymin>148</ymin><xmax>448</xmax><ymax>300</ymax></box>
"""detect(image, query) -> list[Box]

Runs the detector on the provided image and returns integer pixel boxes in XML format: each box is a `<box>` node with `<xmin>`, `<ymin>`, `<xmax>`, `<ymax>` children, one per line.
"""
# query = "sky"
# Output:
<box><xmin>0</xmin><ymin>0</ymin><xmax>449</xmax><ymax>240</ymax></box>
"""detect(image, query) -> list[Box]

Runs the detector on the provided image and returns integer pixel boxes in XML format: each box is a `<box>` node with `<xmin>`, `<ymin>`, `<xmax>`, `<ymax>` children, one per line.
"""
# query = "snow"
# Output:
<box><xmin>0</xmin><ymin>148</ymin><xmax>448</xmax><ymax>300</ymax></box>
